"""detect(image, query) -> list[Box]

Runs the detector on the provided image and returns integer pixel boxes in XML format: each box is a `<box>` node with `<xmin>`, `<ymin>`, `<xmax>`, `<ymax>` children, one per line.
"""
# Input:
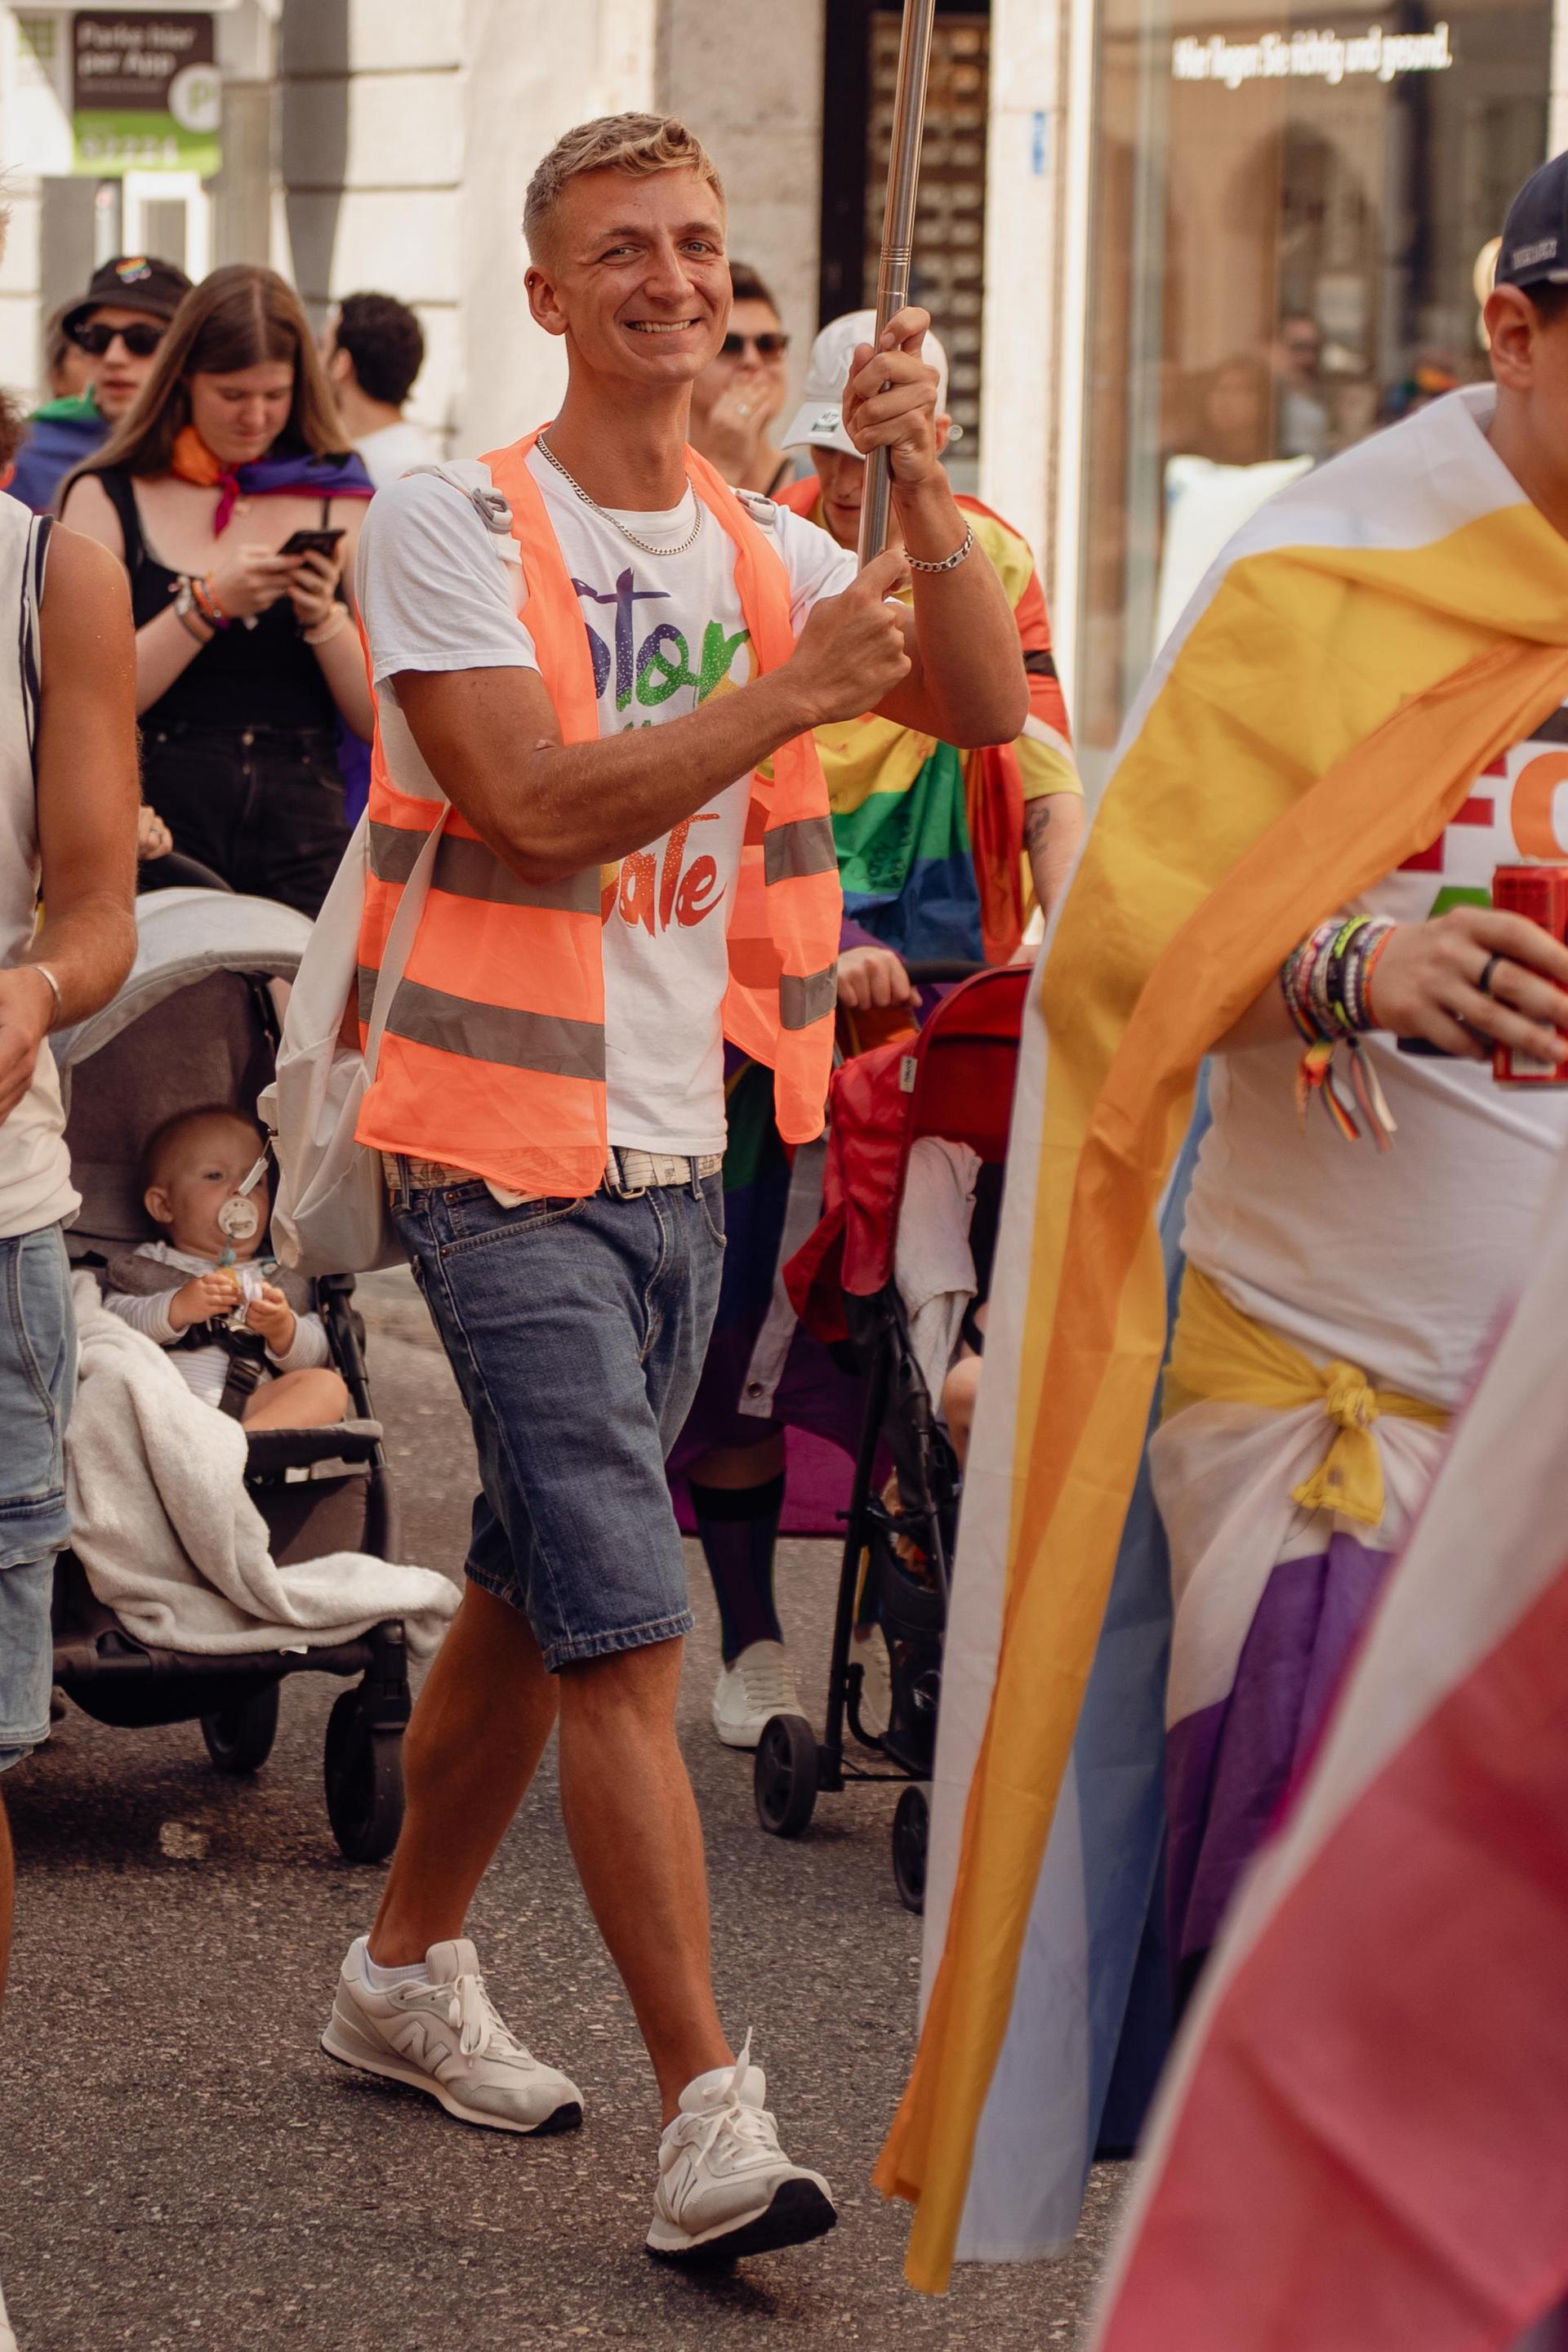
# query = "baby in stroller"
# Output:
<box><xmin>99</xmin><ymin>1105</ymin><xmax>348</xmax><ymax>1430</ymax></box>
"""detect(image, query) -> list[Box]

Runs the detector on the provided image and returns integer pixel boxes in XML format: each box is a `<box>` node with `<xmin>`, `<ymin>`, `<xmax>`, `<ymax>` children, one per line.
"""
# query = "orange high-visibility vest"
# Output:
<box><xmin>353</xmin><ymin>430</ymin><xmax>842</xmax><ymax>1198</ymax></box>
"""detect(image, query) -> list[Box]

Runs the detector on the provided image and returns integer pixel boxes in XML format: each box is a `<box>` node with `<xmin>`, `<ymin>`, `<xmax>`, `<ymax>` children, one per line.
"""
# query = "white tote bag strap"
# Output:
<box><xmin>363</xmin><ymin>812</ymin><xmax>443</xmax><ymax>1081</ymax></box>
<box><xmin>361</xmin><ymin>458</ymin><xmax>509</xmax><ymax>1080</ymax></box>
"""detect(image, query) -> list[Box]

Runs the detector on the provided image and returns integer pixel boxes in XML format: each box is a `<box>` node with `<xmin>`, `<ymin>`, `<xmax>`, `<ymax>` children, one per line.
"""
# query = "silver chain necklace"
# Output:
<box><xmin>537</xmin><ymin>430</ymin><xmax>704</xmax><ymax>559</ymax></box>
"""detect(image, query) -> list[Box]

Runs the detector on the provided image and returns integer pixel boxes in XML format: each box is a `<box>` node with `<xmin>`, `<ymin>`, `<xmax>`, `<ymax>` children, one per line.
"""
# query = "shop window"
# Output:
<box><xmin>820</xmin><ymin>0</ymin><xmax>989</xmax><ymax>480</ymax></box>
<box><xmin>1076</xmin><ymin>0</ymin><xmax>1550</xmax><ymax>764</ymax></box>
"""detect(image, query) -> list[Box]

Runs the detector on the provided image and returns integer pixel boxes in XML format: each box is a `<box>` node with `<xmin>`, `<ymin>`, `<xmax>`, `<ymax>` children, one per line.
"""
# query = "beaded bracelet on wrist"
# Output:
<box><xmin>1279</xmin><ymin>915</ymin><xmax>1398</xmax><ymax>1148</ymax></box>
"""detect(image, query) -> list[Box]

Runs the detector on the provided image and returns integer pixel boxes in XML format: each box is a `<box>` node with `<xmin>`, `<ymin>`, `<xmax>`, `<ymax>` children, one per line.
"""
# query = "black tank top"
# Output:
<box><xmin>99</xmin><ymin>466</ymin><xmax>341</xmax><ymax>734</ymax></box>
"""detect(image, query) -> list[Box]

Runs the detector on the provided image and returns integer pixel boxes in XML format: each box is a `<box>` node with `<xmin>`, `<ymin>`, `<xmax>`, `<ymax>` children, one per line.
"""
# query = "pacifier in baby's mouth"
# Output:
<box><xmin>216</xmin><ymin>1153</ymin><xmax>269</xmax><ymax>1245</ymax></box>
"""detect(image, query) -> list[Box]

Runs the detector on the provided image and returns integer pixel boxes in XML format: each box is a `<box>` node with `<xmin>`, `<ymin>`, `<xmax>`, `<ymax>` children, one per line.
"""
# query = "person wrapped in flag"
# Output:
<box><xmin>879</xmin><ymin>149</ymin><xmax>1568</xmax><ymax>2292</ymax></box>
<box><xmin>670</xmin><ymin>308</ymin><xmax>1085</xmax><ymax>1754</ymax></box>
<box><xmin>1085</xmin><ymin>1104</ymin><xmax>1568</xmax><ymax>2352</ymax></box>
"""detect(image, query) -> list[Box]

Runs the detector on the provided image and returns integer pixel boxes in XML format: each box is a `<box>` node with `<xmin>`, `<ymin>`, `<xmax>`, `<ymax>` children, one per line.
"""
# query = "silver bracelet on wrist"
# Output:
<box><xmin>906</xmin><ymin>523</ymin><xmax>975</xmax><ymax>575</ymax></box>
<box><xmin>29</xmin><ymin>961</ymin><xmax>63</xmax><ymax>1030</ymax></box>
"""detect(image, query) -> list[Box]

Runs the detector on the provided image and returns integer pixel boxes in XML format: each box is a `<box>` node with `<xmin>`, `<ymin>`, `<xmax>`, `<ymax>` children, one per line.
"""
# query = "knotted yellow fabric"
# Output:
<box><xmin>1162</xmin><ymin>1264</ymin><xmax>1448</xmax><ymax>1528</ymax></box>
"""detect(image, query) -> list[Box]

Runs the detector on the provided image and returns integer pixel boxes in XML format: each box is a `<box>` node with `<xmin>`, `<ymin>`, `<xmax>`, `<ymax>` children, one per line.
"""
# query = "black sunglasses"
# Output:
<box><xmin>722</xmin><ymin>331</ymin><xmax>790</xmax><ymax>359</ymax></box>
<box><xmin>72</xmin><ymin>319</ymin><xmax>167</xmax><ymax>359</ymax></box>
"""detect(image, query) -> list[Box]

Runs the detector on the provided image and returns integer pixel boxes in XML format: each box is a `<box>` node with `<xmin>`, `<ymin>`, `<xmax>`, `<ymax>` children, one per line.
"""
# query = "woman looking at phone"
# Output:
<box><xmin>60</xmin><ymin>265</ymin><xmax>374</xmax><ymax>916</ymax></box>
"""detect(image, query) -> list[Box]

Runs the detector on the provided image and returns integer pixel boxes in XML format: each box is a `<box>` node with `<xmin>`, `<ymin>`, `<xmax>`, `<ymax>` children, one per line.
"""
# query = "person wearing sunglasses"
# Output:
<box><xmin>687</xmin><ymin>260</ymin><xmax>796</xmax><ymax>496</ymax></box>
<box><xmin>675</xmin><ymin>309</ymin><xmax>1087</xmax><ymax>1753</ymax></box>
<box><xmin>9</xmin><ymin>255</ymin><xmax>192</xmax><ymax>518</ymax></box>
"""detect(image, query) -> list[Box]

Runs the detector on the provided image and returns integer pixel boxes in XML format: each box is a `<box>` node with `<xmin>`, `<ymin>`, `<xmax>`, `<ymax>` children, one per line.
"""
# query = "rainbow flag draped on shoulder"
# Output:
<box><xmin>875</xmin><ymin>384</ymin><xmax>1568</xmax><ymax>2291</ymax></box>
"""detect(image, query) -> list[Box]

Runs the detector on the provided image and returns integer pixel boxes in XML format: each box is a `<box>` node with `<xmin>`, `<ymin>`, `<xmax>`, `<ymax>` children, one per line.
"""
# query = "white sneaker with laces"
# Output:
<box><xmin>711</xmin><ymin>1640</ymin><xmax>803</xmax><ymax>1749</ymax></box>
<box><xmin>320</xmin><ymin>1936</ymin><xmax>582</xmax><ymax>2134</ymax></box>
<box><xmin>852</xmin><ymin>1624</ymin><xmax>893</xmax><ymax>1741</ymax></box>
<box><xmin>647</xmin><ymin>2034</ymin><xmax>837</xmax><ymax>2261</ymax></box>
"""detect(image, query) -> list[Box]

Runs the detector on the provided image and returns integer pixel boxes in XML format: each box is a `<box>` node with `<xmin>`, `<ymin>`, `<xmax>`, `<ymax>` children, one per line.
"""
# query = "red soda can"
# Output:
<box><xmin>1491</xmin><ymin>864</ymin><xmax>1568</xmax><ymax>1084</ymax></box>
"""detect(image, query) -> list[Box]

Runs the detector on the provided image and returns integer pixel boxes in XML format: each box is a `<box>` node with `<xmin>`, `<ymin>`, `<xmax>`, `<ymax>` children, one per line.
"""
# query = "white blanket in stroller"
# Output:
<box><xmin>894</xmin><ymin>1138</ymin><xmax>982</xmax><ymax>1415</ymax></box>
<box><xmin>65</xmin><ymin>1274</ymin><xmax>458</xmax><ymax>1659</ymax></box>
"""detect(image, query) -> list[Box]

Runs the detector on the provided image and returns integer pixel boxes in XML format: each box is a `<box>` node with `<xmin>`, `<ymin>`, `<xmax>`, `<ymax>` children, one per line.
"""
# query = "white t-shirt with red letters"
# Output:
<box><xmin>356</xmin><ymin>454</ymin><xmax>855</xmax><ymax>1157</ymax></box>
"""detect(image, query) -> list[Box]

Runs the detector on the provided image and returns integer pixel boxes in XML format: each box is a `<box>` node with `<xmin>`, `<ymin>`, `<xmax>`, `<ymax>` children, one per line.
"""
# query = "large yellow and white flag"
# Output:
<box><xmin>877</xmin><ymin>385</ymin><xmax>1568</xmax><ymax>2291</ymax></box>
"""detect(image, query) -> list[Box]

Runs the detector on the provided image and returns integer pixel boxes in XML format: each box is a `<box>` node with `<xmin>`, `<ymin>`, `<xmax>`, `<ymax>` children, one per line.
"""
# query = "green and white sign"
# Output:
<box><xmin>72</xmin><ymin>11</ymin><xmax>221</xmax><ymax>176</ymax></box>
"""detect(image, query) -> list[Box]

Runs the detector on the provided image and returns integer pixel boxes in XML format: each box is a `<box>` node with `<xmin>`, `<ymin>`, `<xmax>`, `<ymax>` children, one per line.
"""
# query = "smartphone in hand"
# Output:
<box><xmin>278</xmin><ymin>528</ymin><xmax>346</xmax><ymax>559</ymax></box>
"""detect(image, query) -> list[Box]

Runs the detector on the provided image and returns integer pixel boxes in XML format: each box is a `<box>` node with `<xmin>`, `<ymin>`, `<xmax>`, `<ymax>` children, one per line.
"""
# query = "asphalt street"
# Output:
<box><xmin>0</xmin><ymin>1268</ymin><xmax>1125</xmax><ymax>2352</ymax></box>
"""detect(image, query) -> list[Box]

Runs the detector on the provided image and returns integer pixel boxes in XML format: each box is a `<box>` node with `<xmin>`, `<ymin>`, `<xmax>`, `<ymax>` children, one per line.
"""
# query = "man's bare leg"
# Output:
<box><xmin>557</xmin><ymin>1639</ymin><xmax>730</xmax><ymax>2121</ymax></box>
<box><xmin>369</xmin><ymin>1584</ymin><xmax>559</xmax><ymax>1965</ymax></box>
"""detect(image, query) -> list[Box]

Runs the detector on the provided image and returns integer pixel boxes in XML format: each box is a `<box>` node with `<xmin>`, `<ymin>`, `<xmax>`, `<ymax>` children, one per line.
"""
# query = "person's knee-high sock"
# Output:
<box><xmin>689</xmin><ymin>1473</ymin><xmax>786</xmax><ymax>1665</ymax></box>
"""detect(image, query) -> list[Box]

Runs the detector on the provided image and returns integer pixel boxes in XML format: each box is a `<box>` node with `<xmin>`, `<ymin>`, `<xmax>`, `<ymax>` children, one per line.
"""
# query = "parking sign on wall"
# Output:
<box><xmin>72</xmin><ymin>11</ymin><xmax>221</xmax><ymax>176</ymax></box>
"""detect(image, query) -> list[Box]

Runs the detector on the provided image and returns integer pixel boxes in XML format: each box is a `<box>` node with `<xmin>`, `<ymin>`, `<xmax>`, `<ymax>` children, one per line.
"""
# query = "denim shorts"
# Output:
<box><xmin>390</xmin><ymin>1164</ymin><xmax>724</xmax><ymax>1671</ymax></box>
<box><xmin>0</xmin><ymin>1223</ymin><xmax>76</xmax><ymax>1771</ymax></box>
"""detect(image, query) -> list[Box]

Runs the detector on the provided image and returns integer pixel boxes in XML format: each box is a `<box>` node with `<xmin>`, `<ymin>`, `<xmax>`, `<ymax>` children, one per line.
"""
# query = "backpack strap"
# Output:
<box><xmin>20</xmin><ymin>512</ymin><xmax>51</xmax><ymax>777</ymax></box>
<box><xmin>403</xmin><ymin>460</ymin><xmax>514</xmax><ymax>541</ymax></box>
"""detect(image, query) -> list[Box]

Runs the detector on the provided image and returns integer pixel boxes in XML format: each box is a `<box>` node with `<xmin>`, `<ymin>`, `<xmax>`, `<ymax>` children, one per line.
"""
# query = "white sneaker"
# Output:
<box><xmin>711</xmin><ymin>1641</ymin><xmax>803</xmax><ymax>1749</ymax></box>
<box><xmin>647</xmin><ymin>2034</ymin><xmax>837</xmax><ymax>2261</ymax></box>
<box><xmin>852</xmin><ymin>1624</ymin><xmax>893</xmax><ymax>1741</ymax></box>
<box><xmin>0</xmin><ymin>2270</ymin><xmax>17</xmax><ymax>2352</ymax></box>
<box><xmin>321</xmin><ymin>1936</ymin><xmax>582</xmax><ymax>2134</ymax></box>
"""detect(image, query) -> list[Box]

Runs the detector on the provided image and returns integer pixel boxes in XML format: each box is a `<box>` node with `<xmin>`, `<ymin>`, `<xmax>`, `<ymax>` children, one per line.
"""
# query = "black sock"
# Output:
<box><xmin>689</xmin><ymin>1472</ymin><xmax>786</xmax><ymax>1666</ymax></box>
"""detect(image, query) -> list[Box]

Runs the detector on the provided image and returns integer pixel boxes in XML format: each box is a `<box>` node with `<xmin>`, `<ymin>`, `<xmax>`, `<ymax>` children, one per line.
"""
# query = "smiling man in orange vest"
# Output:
<box><xmin>319</xmin><ymin>112</ymin><xmax>1027</xmax><ymax>2262</ymax></box>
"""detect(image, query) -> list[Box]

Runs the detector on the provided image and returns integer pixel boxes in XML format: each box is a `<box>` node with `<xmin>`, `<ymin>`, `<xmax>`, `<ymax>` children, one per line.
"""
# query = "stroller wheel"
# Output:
<box><xmin>892</xmin><ymin>1784</ymin><xmax>929</xmax><ymax>1914</ymax></box>
<box><xmin>324</xmin><ymin>1690</ymin><xmax>405</xmax><ymax>1864</ymax></box>
<box><xmin>200</xmin><ymin>1682</ymin><xmax>281</xmax><ymax>1775</ymax></box>
<box><xmin>753</xmin><ymin>1713</ymin><xmax>820</xmax><ymax>1839</ymax></box>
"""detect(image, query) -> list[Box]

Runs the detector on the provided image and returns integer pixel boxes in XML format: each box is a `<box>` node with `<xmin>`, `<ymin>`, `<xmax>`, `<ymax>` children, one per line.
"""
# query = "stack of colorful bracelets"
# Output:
<box><xmin>173</xmin><ymin>572</ymin><xmax>229</xmax><ymax>642</ymax></box>
<box><xmin>1279</xmin><ymin>914</ymin><xmax>1398</xmax><ymax>1147</ymax></box>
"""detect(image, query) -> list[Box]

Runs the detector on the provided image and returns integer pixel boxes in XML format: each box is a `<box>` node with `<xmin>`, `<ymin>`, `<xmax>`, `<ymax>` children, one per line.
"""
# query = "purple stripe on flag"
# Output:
<box><xmin>1166</xmin><ymin>1531</ymin><xmax>1396</xmax><ymax>1981</ymax></box>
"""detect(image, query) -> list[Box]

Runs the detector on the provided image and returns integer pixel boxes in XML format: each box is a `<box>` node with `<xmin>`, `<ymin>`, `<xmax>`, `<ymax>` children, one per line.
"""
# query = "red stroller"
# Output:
<box><xmin>752</xmin><ymin>964</ymin><xmax>1029</xmax><ymax>1909</ymax></box>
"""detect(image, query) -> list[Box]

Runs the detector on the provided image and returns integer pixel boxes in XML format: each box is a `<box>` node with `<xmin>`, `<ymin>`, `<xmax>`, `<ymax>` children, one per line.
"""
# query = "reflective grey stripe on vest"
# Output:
<box><xmin>368</xmin><ymin>821</ymin><xmax>426</xmax><ymax>885</ymax></box>
<box><xmin>778</xmin><ymin>966</ymin><xmax>837</xmax><ymax>1031</ymax></box>
<box><xmin>385</xmin><ymin>976</ymin><xmax>606</xmax><ymax>1082</ymax></box>
<box><xmin>369</xmin><ymin>822</ymin><xmax>596</xmax><ymax>912</ymax></box>
<box><xmin>763</xmin><ymin>814</ymin><xmax>835</xmax><ymax>886</ymax></box>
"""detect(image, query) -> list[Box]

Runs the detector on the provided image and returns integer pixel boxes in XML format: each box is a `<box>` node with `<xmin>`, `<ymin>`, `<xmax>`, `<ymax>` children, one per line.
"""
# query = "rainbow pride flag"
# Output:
<box><xmin>777</xmin><ymin>483</ymin><xmax>1079</xmax><ymax>962</ymax></box>
<box><xmin>1086</xmin><ymin>1138</ymin><xmax>1568</xmax><ymax>2350</ymax></box>
<box><xmin>875</xmin><ymin>385</ymin><xmax>1568</xmax><ymax>2291</ymax></box>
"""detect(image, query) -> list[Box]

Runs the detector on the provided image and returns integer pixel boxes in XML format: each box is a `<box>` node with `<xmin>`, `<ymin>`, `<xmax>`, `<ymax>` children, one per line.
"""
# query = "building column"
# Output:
<box><xmin>978</xmin><ymin>0</ymin><xmax>1063</xmax><ymax>568</ymax></box>
<box><xmin>657</xmin><ymin>0</ymin><xmax>826</xmax><ymax>390</ymax></box>
<box><xmin>1552</xmin><ymin>0</ymin><xmax>1568</xmax><ymax>156</ymax></box>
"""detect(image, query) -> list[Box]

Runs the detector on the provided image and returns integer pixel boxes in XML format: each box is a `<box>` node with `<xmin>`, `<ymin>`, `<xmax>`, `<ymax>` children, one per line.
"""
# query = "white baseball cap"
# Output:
<box><xmin>782</xmin><ymin>309</ymin><xmax>950</xmax><ymax>457</ymax></box>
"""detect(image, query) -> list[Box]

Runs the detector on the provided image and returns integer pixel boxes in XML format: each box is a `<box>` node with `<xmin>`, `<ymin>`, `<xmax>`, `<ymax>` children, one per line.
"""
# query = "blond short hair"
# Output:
<box><xmin>523</xmin><ymin>114</ymin><xmax>724</xmax><ymax>261</ymax></box>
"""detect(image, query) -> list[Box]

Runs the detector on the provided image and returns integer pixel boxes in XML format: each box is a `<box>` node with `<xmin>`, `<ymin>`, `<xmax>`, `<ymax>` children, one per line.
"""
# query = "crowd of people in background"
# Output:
<box><xmin>3</xmin><ymin>261</ymin><xmax>439</xmax><ymax>912</ymax></box>
<box><xmin>7</xmin><ymin>114</ymin><xmax>1567</xmax><ymax>2341</ymax></box>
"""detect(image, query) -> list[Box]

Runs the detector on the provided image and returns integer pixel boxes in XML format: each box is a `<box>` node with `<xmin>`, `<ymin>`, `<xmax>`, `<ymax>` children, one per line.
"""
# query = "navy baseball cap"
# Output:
<box><xmin>1497</xmin><ymin>153</ymin><xmax>1568</xmax><ymax>292</ymax></box>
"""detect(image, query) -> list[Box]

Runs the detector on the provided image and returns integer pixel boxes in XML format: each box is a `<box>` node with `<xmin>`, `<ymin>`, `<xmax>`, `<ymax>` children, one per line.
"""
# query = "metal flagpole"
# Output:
<box><xmin>857</xmin><ymin>0</ymin><xmax>939</xmax><ymax>567</ymax></box>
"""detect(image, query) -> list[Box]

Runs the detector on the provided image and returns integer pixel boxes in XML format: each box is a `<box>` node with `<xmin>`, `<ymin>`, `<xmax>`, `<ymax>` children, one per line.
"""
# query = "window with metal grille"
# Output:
<box><xmin>821</xmin><ymin>1</ymin><xmax>990</xmax><ymax>476</ymax></box>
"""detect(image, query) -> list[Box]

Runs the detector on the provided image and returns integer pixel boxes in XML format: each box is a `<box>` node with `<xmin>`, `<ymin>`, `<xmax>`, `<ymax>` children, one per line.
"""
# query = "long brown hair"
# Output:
<box><xmin>70</xmin><ymin>265</ymin><xmax>350</xmax><ymax>488</ymax></box>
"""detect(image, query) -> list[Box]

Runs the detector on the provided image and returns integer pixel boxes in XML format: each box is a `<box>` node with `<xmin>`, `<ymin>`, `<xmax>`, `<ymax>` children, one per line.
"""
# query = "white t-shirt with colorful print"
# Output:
<box><xmin>1182</xmin><ymin>701</ymin><xmax>1568</xmax><ymax>1410</ymax></box>
<box><xmin>356</xmin><ymin>456</ymin><xmax>856</xmax><ymax>1156</ymax></box>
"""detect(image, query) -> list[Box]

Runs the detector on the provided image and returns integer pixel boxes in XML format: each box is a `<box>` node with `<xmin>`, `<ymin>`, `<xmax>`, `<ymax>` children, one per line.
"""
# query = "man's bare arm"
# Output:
<box><xmin>0</xmin><ymin>530</ymin><xmax>139</xmax><ymax>1123</ymax></box>
<box><xmin>394</xmin><ymin>550</ymin><xmax>911</xmax><ymax>883</ymax></box>
<box><xmin>1024</xmin><ymin>793</ymin><xmax>1086</xmax><ymax>925</ymax></box>
<box><xmin>836</xmin><ymin>313</ymin><xmax>1028</xmax><ymax>749</ymax></box>
<box><xmin>875</xmin><ymin>479</ymin><xmax>1031</xmax><ymax>749</ymax></box>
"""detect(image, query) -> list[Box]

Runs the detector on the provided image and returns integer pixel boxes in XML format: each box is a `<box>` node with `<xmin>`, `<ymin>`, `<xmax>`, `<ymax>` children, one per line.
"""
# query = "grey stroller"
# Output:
<box><xmin>49</xmin><ymin>886</ymin><xmax>409</xmax><ymax>1862</ymax></box>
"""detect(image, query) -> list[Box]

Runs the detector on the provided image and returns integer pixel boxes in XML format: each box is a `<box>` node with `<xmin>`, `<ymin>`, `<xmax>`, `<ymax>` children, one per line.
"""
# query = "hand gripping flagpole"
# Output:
<box><xmin>858</xmin><ymin>0</ymin><xmax>939</xmax><ymax>568</ymax></box>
